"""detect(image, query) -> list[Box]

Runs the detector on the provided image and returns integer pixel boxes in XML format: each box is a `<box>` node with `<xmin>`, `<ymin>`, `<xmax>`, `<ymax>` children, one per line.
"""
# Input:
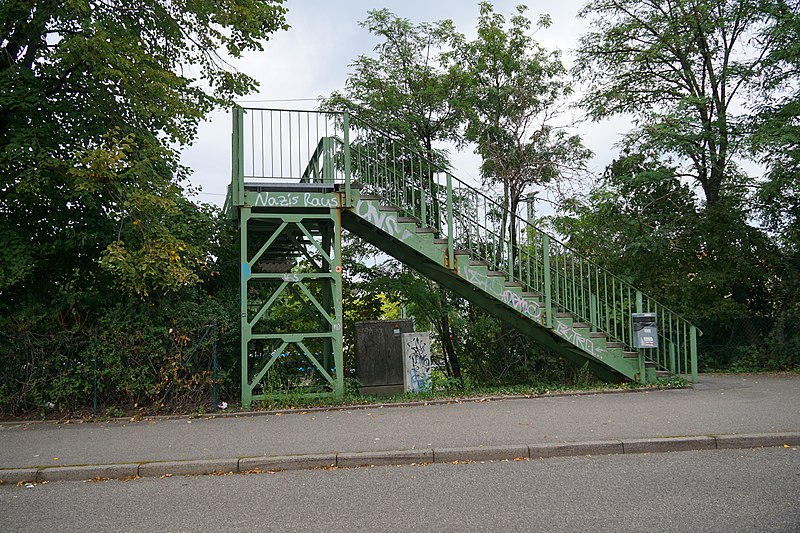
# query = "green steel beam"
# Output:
<box><xmin>240</xmin><ymin>206</ymin><xmax>251</xmax><ymax>407</ymax></box>
<box><xmin>239</xmin><ymin>207</ymin><xmax>344</xmax><ymax>408</ymax></box>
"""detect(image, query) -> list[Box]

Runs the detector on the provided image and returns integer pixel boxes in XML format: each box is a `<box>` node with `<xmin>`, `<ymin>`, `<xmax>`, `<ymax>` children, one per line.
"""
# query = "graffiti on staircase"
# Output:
<box><xmin>253</xmin><ymin>191</ymin><xmax>339</xmax><ymax>208</ymax></box>
<box><xmin>501</xmin><ymin>290</ymin><xmax>543</xmax><ymax>321</ymax></box>
<box><xmin>460</xmin><ymin>264</ymin><xmax>543</xmax><ymax>321</ymax></box>
<box><xmin>555</xmin><ymin>319</ymin><xmax>607</xmax><ymax>360</ymax></box>
<box><xmin>356</xmin><ymin>200</ymin><xmax>414</xmax><ymax>242</ymax></box>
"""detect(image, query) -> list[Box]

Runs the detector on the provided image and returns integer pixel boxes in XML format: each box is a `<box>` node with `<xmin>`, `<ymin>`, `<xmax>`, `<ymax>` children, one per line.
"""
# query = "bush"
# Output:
<box><xmin>0</xmin><ymin>292</ymin><xmax>237</xmax><ymax>418</ymax></box>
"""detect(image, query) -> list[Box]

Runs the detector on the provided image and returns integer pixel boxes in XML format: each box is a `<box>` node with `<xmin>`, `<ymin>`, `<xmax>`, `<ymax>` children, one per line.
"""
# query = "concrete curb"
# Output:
<box><xmin>138</xmin><ymin>458</ymin><xmax>239</xmax><ymax>478</ymax></box>
<box><xmin>2</xmin><ymin>432</ymin><xmax>797</xmax><ymax>485</ymax></box>
<box><xmin>529</xmin><ymin>440</ymin><xmax>624</xmax><ymax>459</ymax></box>
<box><xmin>622</xmin><ymin>435</ymin><xmax>717</xmax><ymax>454</ymax></box>
<box><xmin>338</xmin><ymin>449</ymin><xmax>433</xmax><ymax>468</ymax></box>
<box><xmin>38</xmin><ymin>463</ymin><xmax>139</xmax><ymax>483</ymax></box>
<box><xmin>239</xmin><ymin>453</ymin><xmax>336</xmax><ymax>472</ymax></box>
<box><xmin>435</xmin><ymin>445</ymin><xmax>528</xmax><ymax>463</ymax></box>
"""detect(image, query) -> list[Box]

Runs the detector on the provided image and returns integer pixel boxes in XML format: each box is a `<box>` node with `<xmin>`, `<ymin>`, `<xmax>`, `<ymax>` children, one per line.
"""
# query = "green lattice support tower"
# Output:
<box><xmin>226</xmin><ymin>107</ymin><xmax>701</xmax><ymax>408</ymax></box>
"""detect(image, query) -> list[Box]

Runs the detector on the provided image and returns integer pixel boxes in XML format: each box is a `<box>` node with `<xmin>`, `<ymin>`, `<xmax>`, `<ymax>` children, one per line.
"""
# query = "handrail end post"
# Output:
<box><xmin>232</xmin><ymin>106</ymin><xmax>245</xmax><ymax>206</ymax></box>
<box><xmin>690</xmin><ymin>324</ymin><xmax>699</xmax><ymax>383</ymax></box>
<box><xmin>343</xmin><ymin>111</ymin><xmax>352</xmax><ymax>207</ymax></box>
<box><xmin>446</xmin><ymin>173</ymin><xmax>454</xmax><ymax>268</ymax></box>
<box><xmin>543</xmin><ymin>235</ymin><xmax>553</xmax><ymax>328</ymax></box>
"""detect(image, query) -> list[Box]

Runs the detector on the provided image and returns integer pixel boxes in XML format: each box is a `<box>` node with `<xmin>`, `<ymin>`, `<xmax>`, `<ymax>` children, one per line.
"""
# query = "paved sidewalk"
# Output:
<box><xmin>1</xmin><ymin>374</ymin><xmax>798</xmax><ymax>482</ymax></box>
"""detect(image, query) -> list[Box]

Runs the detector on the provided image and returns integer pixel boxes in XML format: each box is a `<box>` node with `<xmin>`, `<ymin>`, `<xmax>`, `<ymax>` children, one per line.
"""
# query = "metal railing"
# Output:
<box><xmin>230</xmin><ymin>107</ymin><xmax>699</xmax><ymax>382</ymax></box>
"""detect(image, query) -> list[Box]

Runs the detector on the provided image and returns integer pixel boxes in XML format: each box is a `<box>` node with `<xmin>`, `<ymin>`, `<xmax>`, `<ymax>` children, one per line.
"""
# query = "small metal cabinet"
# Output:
<box><xmin>354</xmin><ymin>320</ymin><xmax>413</xmax><ymax>395</ymax></box>
<box><xmin>632</xmin><ymin>313</ymin><xmax>658</xmax><ymax>348</ymax></box>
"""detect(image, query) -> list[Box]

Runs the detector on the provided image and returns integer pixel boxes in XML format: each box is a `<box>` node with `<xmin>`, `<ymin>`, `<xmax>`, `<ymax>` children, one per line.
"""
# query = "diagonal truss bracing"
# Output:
<box><xmin>239</xmin><ymin>206</ymin><xmax>343</xmax><ymax>407</ymax></box>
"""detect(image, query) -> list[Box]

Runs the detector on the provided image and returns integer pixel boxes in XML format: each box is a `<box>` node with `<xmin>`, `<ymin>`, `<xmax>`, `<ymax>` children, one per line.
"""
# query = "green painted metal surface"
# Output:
<box><xmin>227</xmin><ymin>107</ymin><xmax>702</xmax><ymax>406</ymax></box>
<box><xmin>238</xmin><ymin>204</ymin><xmax>343</xmax><ymax>408</ymax></box>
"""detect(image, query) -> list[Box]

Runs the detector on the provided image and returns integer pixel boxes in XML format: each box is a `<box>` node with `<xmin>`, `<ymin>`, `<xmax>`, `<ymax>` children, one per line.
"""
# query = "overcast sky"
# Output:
<box><xmin>181</xmin><ymin>1</ymin><xmax>632</xmax><ymax>208</ymax></box>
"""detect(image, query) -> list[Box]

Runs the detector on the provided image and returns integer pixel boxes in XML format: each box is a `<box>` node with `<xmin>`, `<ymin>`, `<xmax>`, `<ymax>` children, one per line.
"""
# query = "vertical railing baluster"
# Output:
<box><xmin>343</xmin><ymin>111</ymin><xmax>351</xmax><ymax>206</ymax></box>
<box><xmin>690</xmin><ymin>324</ymin><xmax>698</xmax><ymax>383</ymax></box>
<box><xmin>446</xmin><ymin>173</ymin><xmax>454</xmax><ymax>267</ymax></box>
<box><xmin>543</xmin><ymin>235</ymin><xmax>552</xmax><ymax>328</ymax></box>
<box><xmin>260</xmin><ymin>110</ymin><xmax>265</xmax><ymax>178</ymax></box>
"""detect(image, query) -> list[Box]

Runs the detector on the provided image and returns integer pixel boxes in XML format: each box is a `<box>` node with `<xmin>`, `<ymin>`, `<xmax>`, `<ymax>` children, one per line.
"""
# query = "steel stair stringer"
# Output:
<box><xmin>342</xmin><ymin>193</ymin><xmax>639</xmax><ymax>383</ymax></box>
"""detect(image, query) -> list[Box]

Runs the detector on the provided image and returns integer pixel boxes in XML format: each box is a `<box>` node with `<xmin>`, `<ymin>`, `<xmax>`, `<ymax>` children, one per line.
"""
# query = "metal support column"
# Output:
<box><xmin>239</xmin><ymin>205</ymin><xmax>344</xmax><ymax>408</ymax></box>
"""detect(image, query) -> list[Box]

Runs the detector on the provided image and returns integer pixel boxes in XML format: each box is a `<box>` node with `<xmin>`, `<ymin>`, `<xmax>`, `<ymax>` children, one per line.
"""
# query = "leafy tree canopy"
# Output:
<box><xmin>0</xmin><ymin>0</ymin><xmax>288</xmax><ymax>302</ymax></box>
<box><xmin>574</xmin><ymin>0</ymin><xmax>771</xmax><ymax>206</ymax></box>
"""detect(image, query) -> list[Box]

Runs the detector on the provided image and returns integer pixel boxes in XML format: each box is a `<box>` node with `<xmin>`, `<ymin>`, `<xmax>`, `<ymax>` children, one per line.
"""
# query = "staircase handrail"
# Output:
<box><xmin>342</xmin><ymin>113</ymin><xmax>699</xmax><ymax>325</ymax></box>
<box><xmin>232</xmin><ymin>107</ymin><xmax>699</xmax><ymax>381</ymax></box>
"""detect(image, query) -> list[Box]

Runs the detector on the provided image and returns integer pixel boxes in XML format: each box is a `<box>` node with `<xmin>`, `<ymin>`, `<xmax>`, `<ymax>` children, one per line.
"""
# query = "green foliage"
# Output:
<box><xmin>0</xmin><ymin>289</ymin><xmax>238</xmax><ymax>417</ymax></box>
<box><xmin>1</xmin><ymin>1</ymin><xmax>287</xmax><ymax>301</ymax></box>
<box><xmin>574</xmin><ymin>0</ymin><xmax>768</xmax><ymax>206</ymax></box>
<box><xmin>567</xmin><ymin>1</ymin><xmax>799</xmax><ymax>372</ymax></box>
<box><xmin>556</xmin><ymin>150</ymin><xmax>798</xmax><ymax>371</ymax></box>
<box><xmin>448</xmin><ymin>2</ymin><xmax>589</xmax><ymax>200</ymax></box>
<box><xmin>0</xmin><ymin>0</ymin><xmax>286</xmax><ymax>416</ymax></box>
<box><xmin>444</xmin><ymin>2</ymin><xmax>590</xmax><ymax>264</ymax></box>
<box><xmin>322</xmin><ymin>8</ymin><xmax>460</xmax><ymax>159</ymax></box>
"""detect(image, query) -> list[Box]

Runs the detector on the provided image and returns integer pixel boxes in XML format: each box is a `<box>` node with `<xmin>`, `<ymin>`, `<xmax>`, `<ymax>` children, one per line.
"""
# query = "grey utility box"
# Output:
<box><xmin>632</xmin><ymin>313</ymin><xmax>658</xmax><ymax>348</ymax></box>
<box><xmin>354</xmin><ymin>320</ymin><xmax>413</xmax><ymax>396</ymax></box>
<box><xmin>402</xmin><ymin>331</ymin><xmax>432</xmax><ymax>393</ymax></box>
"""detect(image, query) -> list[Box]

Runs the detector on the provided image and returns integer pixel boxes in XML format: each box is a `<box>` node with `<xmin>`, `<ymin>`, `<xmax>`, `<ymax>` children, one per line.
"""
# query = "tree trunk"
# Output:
<box><xmin>439</xmin><ymin>288</ymin><xmax>462</xmax><ymax>384</ymax></box>
<box><xmin>496</xmin><ymin>180</ymin><xmax>509</xmax><ymax>266</ymax></box>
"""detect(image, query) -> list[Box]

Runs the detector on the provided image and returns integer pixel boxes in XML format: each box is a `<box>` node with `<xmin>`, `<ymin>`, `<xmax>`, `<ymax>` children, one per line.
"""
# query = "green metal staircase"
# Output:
<box><xmin>226</xmin><ymin>108</ymin><xmax>699</xmax><ymax>406</ymax></box>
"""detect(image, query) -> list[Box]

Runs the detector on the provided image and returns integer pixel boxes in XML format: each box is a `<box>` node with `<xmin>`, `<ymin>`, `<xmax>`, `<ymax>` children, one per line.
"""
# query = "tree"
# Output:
<box><xmin>555</xmin><ymin>150</ymin><xmax>788</xmax><ymax>368</ymax></box>
<box><xmin>323</xmin><ymin>9</ymin><xmax>460</xmax><ymax>163</ymax></box>
<box><xmin>749</xmin><ymin>1</ymin><xmax>800</xmax><ymax>358</ymax></box>
<box><xmin>447</xmin><ymin>2</ymin><xmax>590</xmax><ymax>261</ymax></box>
<box><xmin>751</xmin><ymin>0</ymin><xmax>800</xmax><ymax>246</ymax></box>
<box><xmin>0</xmin><ymin>0</ymin><xmax>288</xmax><ymax>302</ymax></box>
<box><xmin>0</xmin><ymin>0</ymin><xmax>288</xmax><ymax>414</ymax></box>
<box><xmin>574</xmin><ymin>0</ymin><xmax>770</xmax><ymax>207</ymax></box>
<box><xmin>322</xmin><ymin>9</ymin><xmax>467</xmax><ymax>381</ymax></box>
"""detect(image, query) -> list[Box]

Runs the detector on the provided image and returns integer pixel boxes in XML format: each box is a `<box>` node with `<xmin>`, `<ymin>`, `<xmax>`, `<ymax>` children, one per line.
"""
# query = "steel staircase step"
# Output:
<box><xmin>342</xmin><ymin>188</ymin><xmax>674</xmax><ymax>386</ymax></box>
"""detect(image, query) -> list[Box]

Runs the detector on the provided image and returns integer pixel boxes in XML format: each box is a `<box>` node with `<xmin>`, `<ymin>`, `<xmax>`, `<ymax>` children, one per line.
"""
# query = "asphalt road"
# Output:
<box><xmin>3</xmin><ymin>447</ymin><xmax>798</xmax><ymax>532</ymax></box>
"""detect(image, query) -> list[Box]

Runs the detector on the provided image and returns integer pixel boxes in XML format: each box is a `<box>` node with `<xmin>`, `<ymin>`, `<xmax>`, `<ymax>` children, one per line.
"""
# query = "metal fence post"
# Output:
<box><xmin>212</xmin><ymin>323</ymin><xmax>218</xmax><ymax>413</ymax></box>
<box><xmin>343</xmin><ymin>111</ymin><xmax>352</xmax><ymax>207</ymax></box>
<box><xmin>232</xmin><ymin>106</ymin><xmax>245</xmax><ymax>206</ymax></box>
<box><xmin>543</xmin><ymin>235</ymin><xmax>552</xmax><ymax>328</ymax></box>
<box><xmin>690</xmin><ymin>325</ymin><xmax>699</xmax><ymax>383</ymax></box>
<box><xmin>446</xmin><ymin>173</ymin><xmax>454</xmax><ymax>268</ymax></box>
